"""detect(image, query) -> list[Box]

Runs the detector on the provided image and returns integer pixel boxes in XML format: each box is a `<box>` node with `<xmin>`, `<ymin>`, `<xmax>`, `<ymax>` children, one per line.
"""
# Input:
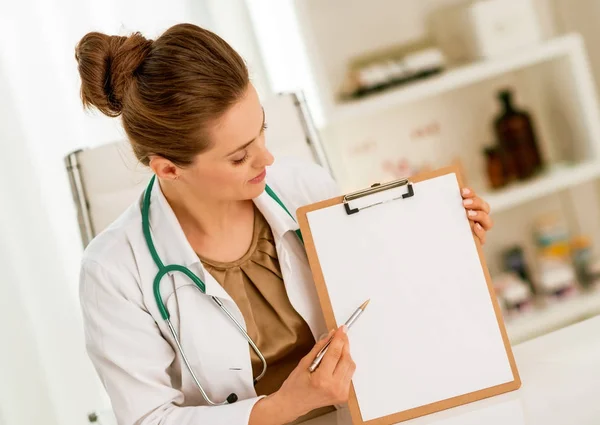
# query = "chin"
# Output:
<box><xmin>245</xmin><ymin>181</ymin><xmax>267</xmax><ymax>199</ymax></box>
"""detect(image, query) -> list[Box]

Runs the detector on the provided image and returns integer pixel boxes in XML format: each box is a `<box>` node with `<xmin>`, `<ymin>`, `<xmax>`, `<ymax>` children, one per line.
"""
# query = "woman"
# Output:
<box><xmin>76</xmin><ymin>23</ymin><xmax>493</xmax><ymax>425</ymax></box>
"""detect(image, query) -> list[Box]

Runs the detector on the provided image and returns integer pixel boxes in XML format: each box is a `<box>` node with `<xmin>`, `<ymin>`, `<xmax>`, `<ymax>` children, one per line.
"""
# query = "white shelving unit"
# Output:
<box><xmin>506</xmin><ymin>289</ymin><xmax>600</xmax><ymax>344</ymax></box>
<box><xmin>482</xmin><ymin>161</ymin><xmax>600</xmax><ymax>213</ymax></box>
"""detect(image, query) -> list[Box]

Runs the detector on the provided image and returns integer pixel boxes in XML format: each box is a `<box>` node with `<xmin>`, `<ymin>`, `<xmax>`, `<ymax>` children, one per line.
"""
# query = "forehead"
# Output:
<box><xmin>207</xmin><ymin>85</ymin><xmax>263</xmax><ymax>153</ymax></box>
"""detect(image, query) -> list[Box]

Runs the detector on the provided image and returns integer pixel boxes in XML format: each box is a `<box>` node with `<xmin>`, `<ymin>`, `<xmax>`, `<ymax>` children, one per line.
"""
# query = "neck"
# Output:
<box><xmin>159</xmin><ymin>178</ymin><xmax>250</xmax><ymax>238</ymax></box>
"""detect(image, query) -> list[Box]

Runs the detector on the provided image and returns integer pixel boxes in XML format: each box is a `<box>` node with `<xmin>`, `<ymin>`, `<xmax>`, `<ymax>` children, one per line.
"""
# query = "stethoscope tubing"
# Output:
<box><xmin>143</xmin><ymin>175</ymin><xmax>270</xmax><ymax>405</ymax></box>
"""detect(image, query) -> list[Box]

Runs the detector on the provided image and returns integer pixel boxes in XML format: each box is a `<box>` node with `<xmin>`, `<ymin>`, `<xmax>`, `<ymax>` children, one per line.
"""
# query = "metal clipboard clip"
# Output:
<box><xmin>343</xmin><ymin>178</ymin><xmax>415</xmax><ymax>215</ymax></box>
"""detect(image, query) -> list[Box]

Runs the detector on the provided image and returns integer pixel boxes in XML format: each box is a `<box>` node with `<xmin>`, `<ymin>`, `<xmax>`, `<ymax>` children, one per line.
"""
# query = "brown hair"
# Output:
<box><xmin>75</xmin><ymin>23</ymin><xmax>249</xmax><ymax>166</ymax></box>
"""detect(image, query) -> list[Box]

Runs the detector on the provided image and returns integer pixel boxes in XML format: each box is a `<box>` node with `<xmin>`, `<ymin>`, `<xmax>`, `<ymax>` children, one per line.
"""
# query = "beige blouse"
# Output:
<box><xmin>199</xmin><ymin>206</ymin><xmax>316</xmax><ymax>397</ymax></box>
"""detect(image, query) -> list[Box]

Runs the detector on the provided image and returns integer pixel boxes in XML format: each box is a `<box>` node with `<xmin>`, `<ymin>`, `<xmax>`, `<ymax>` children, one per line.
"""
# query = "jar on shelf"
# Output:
<box><xmin>494</xmin><ymin>89</ymin><xmax>544</xmax><ymax>180</ymax></box>
<box><xmin>585</xmin><ymin>259</ymin><xmax>600</xmax><ymax>289</ymax></box>
<box><xmin>493</xmin><ymin>272</ymin><xmax>534</xmax><ymax>318</ymax></box>
<box><xmin>571</xmin><ymin>235</ymin><xmax>593</xmax><ymax>287</ymax></box>
<box><xmin>537</xmin><ymin>255</ymin><xmax>579</xmax><ymax>299</ymax></box>
<box><xmin>483</xmin><ymin>146</ymin><xmax>505</xmax><ymax>189</ymax></box>
<box><xmin>484</xmin><ymin>143</ymin><xmax>520</xmax><ymax>190</ymax></box>
<box><xmin>534</xmin><ymin>213</ymin><xmax>570</xmax><ymax>250</ymax></box>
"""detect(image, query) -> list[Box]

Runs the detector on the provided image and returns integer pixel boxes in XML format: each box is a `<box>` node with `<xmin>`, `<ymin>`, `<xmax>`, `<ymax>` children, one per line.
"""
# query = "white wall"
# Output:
<box><xmin>0</xmin><ymin>3</ymin><xmax>109</xmax><ymax>419</ymax></box>
<box><xmin>0</xmin><ymin>64</ymin><xmax>61</xmax><ymax>425</ymax></box>
<box><xmin>0</xmin><ymin>1</ymin><xmax>269</xmax><ymax>424</ymax></box>
<box><xmin>552</xmin><ymin>0</ymin><xmax>600</xmax><ymax>91</ymax></box>
<box><xmin>246</xmin><ymin>0</ymin><xmax>328</xmax><ymax>125</ymax></box>
<box><xmin>202</xmin><ymin>0</ymin><xmax>273</xmax><ymax>97</ymax></box>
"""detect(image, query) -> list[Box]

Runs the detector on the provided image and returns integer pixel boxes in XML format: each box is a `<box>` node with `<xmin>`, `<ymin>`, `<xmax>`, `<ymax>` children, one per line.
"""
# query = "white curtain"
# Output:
<box><xmin>0</xmin><ymin>1</ymin><xmax>268</xmax><ymax>424</ymax></box>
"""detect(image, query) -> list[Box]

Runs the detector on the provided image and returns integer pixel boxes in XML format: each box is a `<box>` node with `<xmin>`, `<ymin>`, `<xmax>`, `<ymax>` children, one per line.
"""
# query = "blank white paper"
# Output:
<box><xmin>306</xmin><ymin>173</ymin><xmax>514</xmax><ymax>421</ymax></box>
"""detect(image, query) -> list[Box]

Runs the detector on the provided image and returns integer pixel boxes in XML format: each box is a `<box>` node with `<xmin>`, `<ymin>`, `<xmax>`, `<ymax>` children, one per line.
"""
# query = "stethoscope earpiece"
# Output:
<box><xmin>227</xmin><ymin>393</ymin><xmax>239</xmax><ymax>404</ymax></box>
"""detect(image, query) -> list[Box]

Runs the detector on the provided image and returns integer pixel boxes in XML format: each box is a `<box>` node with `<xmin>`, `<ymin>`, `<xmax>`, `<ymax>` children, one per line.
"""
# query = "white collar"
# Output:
<box><xmin>253</xmin><ymin>187</ymin><xmax>300</xmax><ymax>241</ymax></box>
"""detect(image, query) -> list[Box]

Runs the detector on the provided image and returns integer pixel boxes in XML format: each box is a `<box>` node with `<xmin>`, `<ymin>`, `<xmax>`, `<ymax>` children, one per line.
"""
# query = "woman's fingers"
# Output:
<box><xmin>473</xmin><ymin>222</ymin><xmax>486</xmax><ymax>244</ymax></box>
<box><xmin>333</xmin><ymin>334</ymin><xmax>354</xmax><ymax>380</ymax></box>
<box><xmin>462</xmin><ymin>188</ymin><xmax>492</xmax><ymax>244</ymax></box>
<box><xmin>461</xmin><ymin>187</ymin><xmax>476</xmax><ymax>198</ymax></box>
<box><xmin>466</xmin><ymin>209</ymin><xmax>493</xmax><ymax>230</ymax></box>
<box><xmin>338</xmin><ymin>347</ymin><xmax>357</xmax><ymax>402</ymax></box>
<box><xmin>462</xmin><ymin>194</ymin><xmax>490</xmax><ymax>214</ymax></box>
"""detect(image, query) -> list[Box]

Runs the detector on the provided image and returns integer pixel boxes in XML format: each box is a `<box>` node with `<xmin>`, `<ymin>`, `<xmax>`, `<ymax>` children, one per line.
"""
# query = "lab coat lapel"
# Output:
<box><xmin>254</xmin><ymin>189</ymin><xmax>327</xmax><ymax>341</ymax></box>
<box><xmin>253</xmin><ymin>188</ymin><xmax>299</xmax><ymax>239</ymax></box>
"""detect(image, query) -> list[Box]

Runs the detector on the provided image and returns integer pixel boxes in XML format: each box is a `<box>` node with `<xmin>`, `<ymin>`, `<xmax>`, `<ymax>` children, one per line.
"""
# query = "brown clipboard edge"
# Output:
<box><xmin>296</xmin><ymin>165</ymin><xmax>521</xmax><ymax>425</ymax></box>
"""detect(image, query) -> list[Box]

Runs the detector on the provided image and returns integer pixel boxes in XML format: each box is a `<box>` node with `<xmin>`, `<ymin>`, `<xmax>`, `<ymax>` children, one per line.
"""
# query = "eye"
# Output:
<box><xmin>262</xmin><ymin>122</ymin><xmax>268</xmax><ymax>132</ymax></box>
<box><xmin>232</xmin><ymin>151</ymin><xmax>249</xmax><ymax>165</ymax></box>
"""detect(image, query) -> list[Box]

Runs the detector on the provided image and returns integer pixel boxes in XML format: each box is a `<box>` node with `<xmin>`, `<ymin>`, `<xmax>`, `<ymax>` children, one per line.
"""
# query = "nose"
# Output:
<box><xmin>255</xmin><ymin>144</ymin><xmax>274</xmax><ymax>168</ymax></box>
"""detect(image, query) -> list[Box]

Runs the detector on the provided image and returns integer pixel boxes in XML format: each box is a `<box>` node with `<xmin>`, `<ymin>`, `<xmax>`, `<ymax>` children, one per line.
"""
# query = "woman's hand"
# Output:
<box><xmin>250</xmin><ymin>326</ymin><xmax>355</xmax><ymax>425</ymax></box>
<box><xmin>461</xmin><ymin>188</ymin><xmax>493</xmax><ymax>245</ymax></box>
<box><xmin>277</xmin><ymin>326</ymin><xmax>356</xmax><ymax>420</ymax></box>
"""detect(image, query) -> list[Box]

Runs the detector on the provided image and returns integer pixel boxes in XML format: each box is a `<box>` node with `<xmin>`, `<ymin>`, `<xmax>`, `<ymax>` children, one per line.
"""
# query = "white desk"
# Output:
<box><xmin>303</xmin><ymin>316</ymin><xmax>600</xmax><ymax>425</ymax></box>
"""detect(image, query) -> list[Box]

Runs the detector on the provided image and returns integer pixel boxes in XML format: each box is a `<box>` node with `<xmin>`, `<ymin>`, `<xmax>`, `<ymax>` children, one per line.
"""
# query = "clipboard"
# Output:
<box><xmin>297</xmin><ymin>165</ymin><xmax>520</xmax><ymax>425</ymax></box>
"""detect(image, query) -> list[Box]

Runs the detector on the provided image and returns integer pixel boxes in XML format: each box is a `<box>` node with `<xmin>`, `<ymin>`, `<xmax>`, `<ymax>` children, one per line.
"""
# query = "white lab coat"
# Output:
<box><xmin>79</xmin><ymin>158</ymin><xmax>343</xmax><ymax>425</ymax></box>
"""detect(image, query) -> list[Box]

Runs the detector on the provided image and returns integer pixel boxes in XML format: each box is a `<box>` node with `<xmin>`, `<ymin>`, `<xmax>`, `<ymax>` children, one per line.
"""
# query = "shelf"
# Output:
<box><xmin>481</xmin><ymin>161</ymin><xmax>600</xmax><ymax>213</ymax></box>
<box><xmin>329</xmin><ymin>34</ymin><xmax>582</xmax><ymax>124</ymax></box>
<box><xmin>506</xmin><ymin>289</ymin><xmax>600</xmax><ymax>345</ymax></box>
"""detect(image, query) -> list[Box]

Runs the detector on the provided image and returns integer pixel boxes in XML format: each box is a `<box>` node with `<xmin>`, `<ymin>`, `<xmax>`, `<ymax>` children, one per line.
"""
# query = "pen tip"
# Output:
<box><xmin>360</xmin><ymin>299</ymin><xmax>370</xmax><ymax>310</ymax></box>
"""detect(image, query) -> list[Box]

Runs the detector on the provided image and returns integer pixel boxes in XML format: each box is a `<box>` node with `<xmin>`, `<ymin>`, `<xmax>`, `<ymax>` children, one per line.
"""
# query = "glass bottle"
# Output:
<box><xmin>494</xmin><ymin>89</ymin><xmax>543</xmax><ymax>180</ymax></box>
<box><xmin>483</xmin><ymin>146</ymin><xmax>505</xmax><ymax>189</ymax></box>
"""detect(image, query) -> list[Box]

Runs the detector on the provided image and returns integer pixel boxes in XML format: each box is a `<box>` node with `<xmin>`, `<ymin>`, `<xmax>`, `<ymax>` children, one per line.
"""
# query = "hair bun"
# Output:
<box><xmin>75</xmin><ymin>32</ymin><xmax>152</xmax><ymax>117</ymax></box>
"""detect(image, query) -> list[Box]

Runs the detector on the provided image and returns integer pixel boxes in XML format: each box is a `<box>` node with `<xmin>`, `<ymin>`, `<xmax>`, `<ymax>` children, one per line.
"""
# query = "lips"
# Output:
<box><xmin>249</xmin><ymin>169</ymin><xmax>267</xmax><ymax>183</ymax></box>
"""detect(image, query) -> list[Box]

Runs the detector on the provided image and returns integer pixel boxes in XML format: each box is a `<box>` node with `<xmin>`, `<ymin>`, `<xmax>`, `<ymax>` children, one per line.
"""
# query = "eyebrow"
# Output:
<box><xmin>225</xmin><ymin>107</ymin><xmax>266</xmax><ymax>157</ymax></box>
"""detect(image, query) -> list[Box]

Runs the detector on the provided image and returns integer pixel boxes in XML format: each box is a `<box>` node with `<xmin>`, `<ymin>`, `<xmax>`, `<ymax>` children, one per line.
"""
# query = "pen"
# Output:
<box><xmin>308</xmin><ymin>299</ymin><xmax>370</xmax><ymax>373</ymax></box>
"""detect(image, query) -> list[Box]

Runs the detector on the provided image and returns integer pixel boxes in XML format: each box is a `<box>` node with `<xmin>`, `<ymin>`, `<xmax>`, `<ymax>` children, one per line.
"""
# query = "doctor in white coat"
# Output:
<box><xmin>75</xmin><ymin>24</ymin><xmax>493</xmax><ymax>425</ymax></box>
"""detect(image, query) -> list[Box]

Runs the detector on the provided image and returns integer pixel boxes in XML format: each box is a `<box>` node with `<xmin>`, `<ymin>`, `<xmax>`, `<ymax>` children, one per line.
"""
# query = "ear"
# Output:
<box><xmin>149</xmin><ymin>156</ymin><xmax>181</xmax><ymax>180</ymax></box>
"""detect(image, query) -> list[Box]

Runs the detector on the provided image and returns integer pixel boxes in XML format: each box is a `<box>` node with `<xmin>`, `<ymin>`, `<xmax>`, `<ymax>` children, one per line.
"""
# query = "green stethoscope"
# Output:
<box><xmin>142</xmin><ymin>175</ymin><xmax>303</xmax><ymax>406</ymax></box>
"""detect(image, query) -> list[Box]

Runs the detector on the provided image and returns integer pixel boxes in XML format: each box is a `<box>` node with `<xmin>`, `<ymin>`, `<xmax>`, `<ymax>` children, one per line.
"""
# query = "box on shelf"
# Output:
<box><xmin>430</xmin><ymin>0</ymin><xmax>543</xmax><ymax>65</ymax></box>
